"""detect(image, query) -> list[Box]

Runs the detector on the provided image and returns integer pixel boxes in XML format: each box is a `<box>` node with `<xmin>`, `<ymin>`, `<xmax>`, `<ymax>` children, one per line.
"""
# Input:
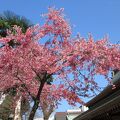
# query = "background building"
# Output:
<box><xmin>54</xmin><ymin>106</ymin><xmax>88</xmax><ymax>120</ymax></box>
<box><xmin>74</xmin><ymin>71</ymin><xmax>120</xmax><ymax>120</ymax></box>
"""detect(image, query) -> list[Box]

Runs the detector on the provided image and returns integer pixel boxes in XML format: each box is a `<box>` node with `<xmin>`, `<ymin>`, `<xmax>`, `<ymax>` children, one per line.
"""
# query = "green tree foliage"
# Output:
<box><xmin>0</xmin><ymin>11</ymin><xmax>32</xmax><ymax>37</ymax></box>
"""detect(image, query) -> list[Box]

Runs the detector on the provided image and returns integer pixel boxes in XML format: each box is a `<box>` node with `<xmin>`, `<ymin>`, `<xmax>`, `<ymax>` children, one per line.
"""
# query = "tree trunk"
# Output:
<box><xmin>14</xmin><ymin>96</ymin><xmax>22</xmax><ymax>120</ymax></box>
<box><xmin>28</xmin><ymin>80</ymin><xmax>46</xmax><ymax>120</ymax></box>
<box><xmin>28</xmin><ymin>100</ymin><xmax>39</xmax><ymax>120</ymax></box>
<box><xmin>42</xmin><ymin>105</ymin><xmax>53</xmax><ymax>120</ymax></box>
<box><xmin>44</xmin><ymin>117</ymin><xmax>49</xmax><ymax>120</ymax></box>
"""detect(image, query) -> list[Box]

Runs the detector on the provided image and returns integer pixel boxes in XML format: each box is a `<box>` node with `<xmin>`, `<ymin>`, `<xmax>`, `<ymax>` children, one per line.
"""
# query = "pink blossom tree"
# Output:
<box><xmin>0</xmin><ymin>8</ymin><xmax>120</xmax><ymax>120</ymax></box>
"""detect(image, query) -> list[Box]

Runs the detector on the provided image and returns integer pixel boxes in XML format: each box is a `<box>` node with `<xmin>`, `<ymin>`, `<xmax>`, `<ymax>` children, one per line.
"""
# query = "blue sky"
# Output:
<box><xmin>1</xmin><ymin>0</ymin><xmax>120</xmax><ymax>44</ymax></box>
<box><xmin>0</xmin><ymin>0</ymin><xmax>120</xmax><ymax>112</ymax></box>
